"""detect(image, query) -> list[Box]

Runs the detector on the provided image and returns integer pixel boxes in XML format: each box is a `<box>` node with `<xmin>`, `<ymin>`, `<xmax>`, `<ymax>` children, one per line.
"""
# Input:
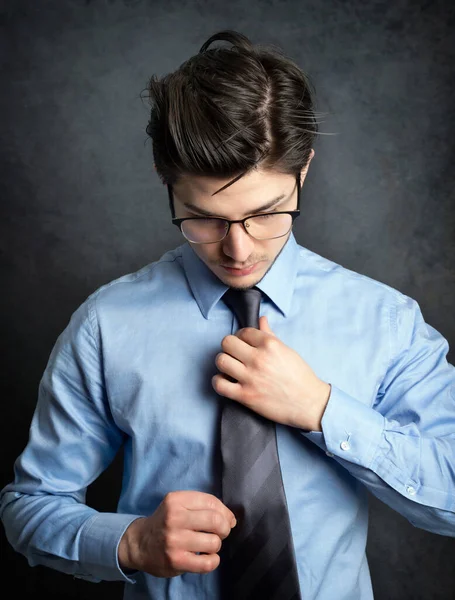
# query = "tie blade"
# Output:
<box><xmin>229</xmin><ymin>531</ymin><xmax>301</xmax><ymax>600</ymax></box>
<box><xmin>222</xmin><ymin>433</ymin><xmax>279</xmax><ymax>522</ymax></box>
<box><xmin>222</xmin><ymin>445</ymin><xmax>301</xmax><ymax>597</ymax></box>
<box><xmin>221</xmin><ymin>406</ymin><xmax>274</xmax><ymax>488</ymax></box>
<box><xmin>220</xmin><ymin>286</ymin><xmax>300</xmax><ymax>598</ymax></box>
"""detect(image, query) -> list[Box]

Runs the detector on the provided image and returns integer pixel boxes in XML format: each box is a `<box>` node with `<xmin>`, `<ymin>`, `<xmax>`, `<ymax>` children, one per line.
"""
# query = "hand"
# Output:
<box><xmin>212</xmin><ymin>316</ymin><xmax>331</xmax><ymax>431</ymax></box>
<box><xmin>118</xmin><ymin>490</ymin><xmax>236</xmax><ymax>577</ymax></box>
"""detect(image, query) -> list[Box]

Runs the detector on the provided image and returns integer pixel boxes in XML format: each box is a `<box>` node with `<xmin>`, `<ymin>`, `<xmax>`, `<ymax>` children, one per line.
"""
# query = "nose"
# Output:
<box><xmin>221</xmin><ymin>221</ymin><xmax>255</xmax><ymax>263</ymax></box>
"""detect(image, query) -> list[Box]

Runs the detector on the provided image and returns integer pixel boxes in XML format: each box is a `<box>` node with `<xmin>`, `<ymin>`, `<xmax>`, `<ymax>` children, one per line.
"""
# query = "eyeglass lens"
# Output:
<box><xmin>181</xmin><ymin>213</ymin><xmax>293</xmax><ymax>243</ymax></box>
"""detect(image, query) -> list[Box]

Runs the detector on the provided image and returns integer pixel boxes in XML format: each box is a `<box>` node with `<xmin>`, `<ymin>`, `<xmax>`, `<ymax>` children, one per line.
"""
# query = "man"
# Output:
<box><xmin>1</xmin><ymin>29</ymin><xmax>455</xmax><ymax>600</ymax></box>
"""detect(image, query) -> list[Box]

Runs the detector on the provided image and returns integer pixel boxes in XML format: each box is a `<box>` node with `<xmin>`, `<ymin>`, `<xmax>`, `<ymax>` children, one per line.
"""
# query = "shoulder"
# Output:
<box><xmin>68</xmin><ymin>244</ymin><xmax>186</xmax><ymax>333</ymax></box>
<box><xmin>296</xmin><ymin>243</ymin><xmax>412</xmax><ymax>310</ymax></box>
<box><xmin>89</xmin><ymin>244</ymin><xmax>185</xmax><ymax>305</ymax></box>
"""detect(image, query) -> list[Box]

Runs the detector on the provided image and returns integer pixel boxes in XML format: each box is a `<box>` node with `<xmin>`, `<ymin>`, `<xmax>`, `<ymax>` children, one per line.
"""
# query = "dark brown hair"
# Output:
<box><xmin>142</xmin><ymin>30</ymin><xmax>324</xmax><ymax>196</ymax></box>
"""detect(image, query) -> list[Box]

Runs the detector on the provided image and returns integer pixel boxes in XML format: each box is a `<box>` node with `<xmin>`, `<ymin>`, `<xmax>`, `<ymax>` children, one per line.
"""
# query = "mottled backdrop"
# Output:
<box><xmin>1</xmin><ymin>0</ymin><xmax>454</xmax><ymax>598</ymax></box>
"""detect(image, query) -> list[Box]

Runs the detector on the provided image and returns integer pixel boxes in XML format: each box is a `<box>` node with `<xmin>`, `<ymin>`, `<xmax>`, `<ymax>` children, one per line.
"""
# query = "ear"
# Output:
<box><xmin>300</xmin><ymin>149</ymin><xmax>315</xmax><ymax>185</ymax></box>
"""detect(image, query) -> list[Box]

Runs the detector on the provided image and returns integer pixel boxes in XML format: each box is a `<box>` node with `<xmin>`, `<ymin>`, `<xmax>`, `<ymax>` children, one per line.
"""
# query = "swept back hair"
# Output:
<box><xmin>142</xmin><ymin>30</ymin><xmax>326</xmax><ymax>196</ymax></box>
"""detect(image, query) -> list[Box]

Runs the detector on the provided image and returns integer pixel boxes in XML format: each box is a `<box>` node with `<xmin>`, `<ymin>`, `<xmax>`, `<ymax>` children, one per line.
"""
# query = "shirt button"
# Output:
<box><xmin>326</xmin><ymin>451</ymin><xmax>334</xmax><ymax>457</ymax></box>
<box><xmin>340</xmin><ymin>441</ymin><xmax>350</xmax><ymax>451</ymax></box>
<box><xmin>406</xmin><ymin>485</ymin><xmax>416</xmax><ymax>496</ymax></box>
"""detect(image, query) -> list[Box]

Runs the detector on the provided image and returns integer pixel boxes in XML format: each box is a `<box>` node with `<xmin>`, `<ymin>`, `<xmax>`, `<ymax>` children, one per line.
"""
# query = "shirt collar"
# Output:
<box><xmin>181</xmin><ymin>231</ymin><xmax>300</xmax><ymax>319</ymax></box>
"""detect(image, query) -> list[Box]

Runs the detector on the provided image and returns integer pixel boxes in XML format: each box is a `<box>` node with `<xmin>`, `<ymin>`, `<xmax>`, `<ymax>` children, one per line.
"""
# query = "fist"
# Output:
<box><xmin>118</xmin><ymin>490</ymin><xmax>237</xmax><ymax>578</ymax></box>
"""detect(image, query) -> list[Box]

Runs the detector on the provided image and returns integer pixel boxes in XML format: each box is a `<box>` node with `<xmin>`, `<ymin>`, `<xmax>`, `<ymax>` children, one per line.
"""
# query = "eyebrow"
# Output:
<box><xmin>182</xmin><ymin>193</ymin><xmax>288</xmax><ymax>219</ymax></box>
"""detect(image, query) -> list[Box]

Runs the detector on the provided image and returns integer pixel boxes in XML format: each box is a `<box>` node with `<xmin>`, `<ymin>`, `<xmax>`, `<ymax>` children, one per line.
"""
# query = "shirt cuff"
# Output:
<box><xmin>301</xmin><ymin>384</ymin><xmax>385</xmax><ymax>468</ymax></box>
<box><xmin>77</xmin><ymin>512</ymin><xmax>144</xmax><ymax>583</ymax></box>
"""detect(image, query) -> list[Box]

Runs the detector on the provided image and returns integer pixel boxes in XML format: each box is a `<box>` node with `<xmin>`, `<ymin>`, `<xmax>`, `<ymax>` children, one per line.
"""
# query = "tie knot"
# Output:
<box><xmin>222</xmin><ymin>286</ymin><xmax>262</xmax><ymax>330</ymax></box>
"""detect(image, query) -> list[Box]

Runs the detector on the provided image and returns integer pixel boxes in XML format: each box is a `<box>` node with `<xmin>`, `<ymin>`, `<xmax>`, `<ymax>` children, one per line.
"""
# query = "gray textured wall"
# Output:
<box><xmin>1</xmin><ymin>1</ymin><xmax>454</xmax><ymax>598</ymax></box>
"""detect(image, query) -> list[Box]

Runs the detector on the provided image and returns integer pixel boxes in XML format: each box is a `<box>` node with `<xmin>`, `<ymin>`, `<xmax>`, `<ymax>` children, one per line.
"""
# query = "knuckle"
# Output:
<box><xmin>163</xmin><ymin>509</ymin><xmax>178</xmax><ymax>531</ymax></box>
<box><xmin>251</xmin><ymin>354</ymin><xmax>262</xmax><ymax>370</ymax></box>
<box><xmin>212</xmin><ymin>512</ymin><xmax>230</xmax><ymax>537</ymax></box>
<box><xmin>211</xmin><ymin>534</ymin><xmax>222</xmax><ymax>553</ymax></box>
<box><xmin>264</xmin><ymin>337</ymin><xmax>277</xmax><ymax>351</ymax></box>
<box><xmin>241</xmin><ymin>388</ymin><xmax>254</xmax><ymax>405</ymax></box>
<box><xmin>163</xmin><ymin>544</ymin><xmax>176</xmax><ymax>565</ymax></box>
<box><xmin>221</xmin><ymin>336</ymin><xmax>231</xmax><ymax>349</ymax></box>
<box><xmin>165</xmin><ymin>530</ymin><xmax>179</xmax><ymax>550</ymax></box>
<box><xmin>206</xmin><ymin>495</ymin><xmax>218</xmax><ymax>509</ymax></box>
<box><xmin>163</xmin><ymin>491</ymin><xmax>175</xmax><ymax>506</ymax></box>
<box><xmin>166</xmin><ymin>548</ymin><xmax>183</xmax><ymax>570</ymax></box>
<box><xmin>211</xmin><ymin>511</ymin><xmax>223</xmax><ymax>530</ymax></box>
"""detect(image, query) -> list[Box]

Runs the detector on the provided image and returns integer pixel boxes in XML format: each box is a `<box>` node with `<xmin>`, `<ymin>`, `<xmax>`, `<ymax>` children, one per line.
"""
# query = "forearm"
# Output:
<box><xmin>0</xmin><ymin>490</ymin><xmax>142</xmax><ymax>582</ymax></box>
<box><xmin>0</xmin><ymin>294</ymin><xmax>146</xmax><ymax>580</ymax></box>
<box><xmin>302</xmin><ymin>384</ymin><xmax>455</xmax><ymax>537</ymax></box>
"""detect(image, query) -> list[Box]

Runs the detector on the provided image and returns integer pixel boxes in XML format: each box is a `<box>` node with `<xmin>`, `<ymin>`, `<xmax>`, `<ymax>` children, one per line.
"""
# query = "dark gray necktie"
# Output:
<box><xmin>220</xmin><ymin>286</ymin><xmax>302</xmax><ymax>600</ymax></box>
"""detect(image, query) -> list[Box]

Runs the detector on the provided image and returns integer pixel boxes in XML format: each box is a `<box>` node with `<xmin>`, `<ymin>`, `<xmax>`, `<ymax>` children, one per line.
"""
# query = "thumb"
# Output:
<box><xmin>259</xmin><ymin>315</ymin><xmax>275</xmax><ymax>335</ymax></box>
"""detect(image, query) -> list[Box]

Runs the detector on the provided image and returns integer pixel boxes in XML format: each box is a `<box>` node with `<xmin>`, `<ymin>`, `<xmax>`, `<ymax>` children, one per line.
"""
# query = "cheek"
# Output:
<box><xmin>265</xmin><ymin>239</ymin><xmax>282</xmax><ymax>257</ymax></box>
<box><xmin>191</xmin><ymin>244</ymin><xmax>219</xmax><ymax>264</ymax></box>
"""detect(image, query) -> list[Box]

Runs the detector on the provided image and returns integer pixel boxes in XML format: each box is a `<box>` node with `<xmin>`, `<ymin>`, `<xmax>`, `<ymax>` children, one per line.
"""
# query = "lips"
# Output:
<box><xmin>222</xmin><ymin>265</ymin><xmax>254</xmax><ymax>269</ymax></box>
<box><xmin>221</xmin><ymin>263</ymin><xmax>259</xmax><ymax>276</ymax></box>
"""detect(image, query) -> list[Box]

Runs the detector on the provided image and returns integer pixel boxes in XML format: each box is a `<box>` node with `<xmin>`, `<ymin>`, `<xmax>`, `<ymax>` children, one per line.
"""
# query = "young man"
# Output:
<box><xmin>1</xmin><ymin>29</ymin><xmax>454</xmax><ymax>600</ymax></box>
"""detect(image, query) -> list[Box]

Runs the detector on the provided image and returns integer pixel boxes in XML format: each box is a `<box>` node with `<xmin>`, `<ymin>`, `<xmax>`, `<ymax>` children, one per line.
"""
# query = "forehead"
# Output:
<box><xmin>175</xmin><ymin>168</ymin><xmax>289</xmax><ymax>195</ymax></box>
<box><xmin>173</xmin><ymin>170</ymin><xmax>295</xmax><ymax>217</ymax></box>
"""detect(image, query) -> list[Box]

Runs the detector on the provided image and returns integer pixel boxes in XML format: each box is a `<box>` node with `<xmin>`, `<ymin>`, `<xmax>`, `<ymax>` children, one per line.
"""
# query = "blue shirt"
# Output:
<box><xmin>1</xmin><ymin>232</ymin><xmax>455</xmax><ymax>600</ymax></box>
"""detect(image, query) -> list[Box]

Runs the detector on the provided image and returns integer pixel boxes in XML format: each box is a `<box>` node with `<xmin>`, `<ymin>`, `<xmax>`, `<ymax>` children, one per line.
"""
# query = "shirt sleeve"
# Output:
<box><xmin>0</xmin><ymin>292</ymin><xmax>143</xmax><ymax>583</ymax></box>
<box><xmin>301</xmin><ymin>294</ymin><xmax>455</xmax><ymax>537</ymax></box>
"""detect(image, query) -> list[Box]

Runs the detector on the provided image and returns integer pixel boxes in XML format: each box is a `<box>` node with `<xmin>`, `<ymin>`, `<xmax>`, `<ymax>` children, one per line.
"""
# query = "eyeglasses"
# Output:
<box><xmin>167</xmin><ymin>173</ymin><xmax>301</xmax><ymax>244</ymax></box>
<box><xmin>171</xmin><ymin>211</ymin><xmax>300</xmax><ymax>244</ymax></box>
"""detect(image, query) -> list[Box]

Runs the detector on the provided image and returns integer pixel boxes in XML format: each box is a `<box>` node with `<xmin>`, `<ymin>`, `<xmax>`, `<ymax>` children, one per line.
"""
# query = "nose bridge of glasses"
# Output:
<box><xmin>225</xmin><ymin>216</ymin><xmax>254</xmax><ymax>237</ymax></box>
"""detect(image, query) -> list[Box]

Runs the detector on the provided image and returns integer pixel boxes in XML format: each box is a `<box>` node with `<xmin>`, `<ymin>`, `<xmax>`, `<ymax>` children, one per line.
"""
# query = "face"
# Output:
<box><xmin>172</xmin><ymin>150</ymin><xmax>314</xmax><ymax>290</ymax></box>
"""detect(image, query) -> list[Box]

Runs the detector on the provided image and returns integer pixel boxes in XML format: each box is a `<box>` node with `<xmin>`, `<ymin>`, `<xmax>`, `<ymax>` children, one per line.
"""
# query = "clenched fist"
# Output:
<box><xmin>118</xmin><ymin>490</ymin><xmax>236</xmax><ymax>577</ymax></box>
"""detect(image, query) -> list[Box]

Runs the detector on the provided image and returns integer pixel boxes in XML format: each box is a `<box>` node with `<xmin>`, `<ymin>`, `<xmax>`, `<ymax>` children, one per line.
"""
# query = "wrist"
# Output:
<box><xmin>118</xmin><ymin>517</ymin><xmax>146</xmax><ymax>571</ymax></box>
<box><xmin>310</xmin><ymin>381</ymin><xmax>331</xmax><ymax>432</ymax></box>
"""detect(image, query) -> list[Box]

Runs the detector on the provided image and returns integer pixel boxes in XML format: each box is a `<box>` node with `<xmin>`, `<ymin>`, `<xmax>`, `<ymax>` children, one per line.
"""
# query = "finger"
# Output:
<box><xmin>185</xmin><ymin>509</ymin><xmax>233</xmax><ymax>540</ymax></box>
<box><xmin>212</xmin><ymin>374</ymin><xmax>243</xmax><ymax>404</ymax></box>
<box><xmin>234</xmin><ymin>327</ymin><xmax>264</xmax><ymax>347</ymax></box>
<box><xmin>180</xmin><ymin>530</ymin><xmax>223</xmax><ymax>555</ymax></box>
<box><xmin>178</xmin><ymin>491</ymin><xmax>236</xmax><ymax>525</ymax></box>
<box><xmin>215</xmin><ymin>352</ymin><xmax>246</xmax><ymax>381</ymax></box>
<box><xmin>259</xmin><ymin>315</ymin><xmax>274</xmax><ymax>334</ymax></box>
<box><xmin>175</xmin><ymin>550</ymin><xmax>220</xmax><ymax>574</ymax></box>
<box><xmin>222</xmin><ymin>332</ymin><xmax>256</xmax><ymax>361</ymax></box>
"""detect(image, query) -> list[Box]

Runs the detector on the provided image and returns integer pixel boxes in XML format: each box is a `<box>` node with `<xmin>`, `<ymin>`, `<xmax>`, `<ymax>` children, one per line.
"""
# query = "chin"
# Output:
<box><xmin>219</xmin><ymin>268</ymin><xmax>267</xmax><ymax>289</ymax></box>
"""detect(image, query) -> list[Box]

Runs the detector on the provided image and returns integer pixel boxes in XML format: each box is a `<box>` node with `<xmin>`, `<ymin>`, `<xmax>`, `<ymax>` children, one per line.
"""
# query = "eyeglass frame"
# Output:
<box><xmin>167</xmin><ymin>172</ymin><xmax>301</xmax><ymax>243</ymax></box>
